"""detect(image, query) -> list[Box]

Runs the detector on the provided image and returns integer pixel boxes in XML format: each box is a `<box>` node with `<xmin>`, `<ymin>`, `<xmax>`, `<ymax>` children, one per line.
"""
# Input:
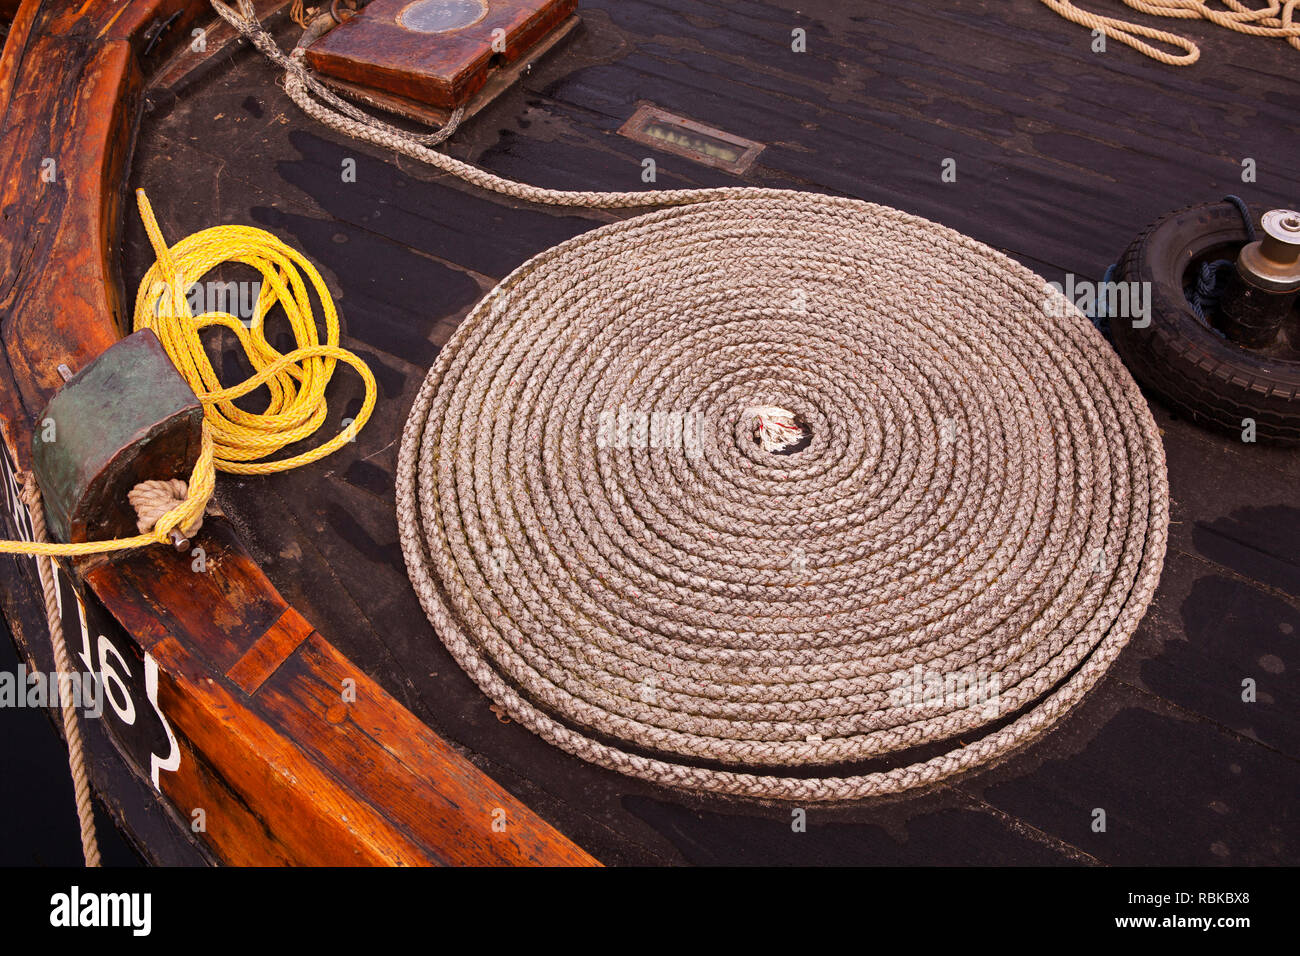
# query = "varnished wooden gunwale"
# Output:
<box><xmin>0</xmin><ymin>0</ymin><xmax>597</xmax><ymax>867</ymax></box>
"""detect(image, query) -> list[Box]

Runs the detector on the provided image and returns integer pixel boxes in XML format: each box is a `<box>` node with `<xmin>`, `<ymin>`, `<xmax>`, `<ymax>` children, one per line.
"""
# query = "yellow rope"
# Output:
<box><xmin>0</xmin><ymin>427</ymin><xmax>215</xmax><ymax>557</ymax></box>
<box><xmin>132</xmin><ymin>189</ymin><xmax>375</xmax><ymax>474</ymax></box>
<box><xmin>1040</xmin><ymin>0</ymin><xmax>1300</xmax><ymax>66</ymax></box>
<box><xmin>0</xmin><ymin>190</ymin><xmax>375</xmax><ymax>556</ymax></box>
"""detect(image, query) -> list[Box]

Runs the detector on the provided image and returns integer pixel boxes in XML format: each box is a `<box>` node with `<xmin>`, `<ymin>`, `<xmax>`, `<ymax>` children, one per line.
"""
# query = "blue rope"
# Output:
<box><xmin>1224</xmin><ymin>194</ymin><xmax>1257</xmax><ymax>243</ymax></box>
<box><xmin>1186</xmin><ymin>195</ymin><xmax>1255</xmax><ymax>323</ymax></box>
<box><xmin>1092</xmin><ymin>263</ymin><xmax>1117</xmax><ymax>337</ymax></box>
<box><xmin>1188</xmin><ymin>259</ymin><xmax>1234</xmax><ymax>321</ymax></box>
<box><xmin>1091</xmin><ymin>197</ymin><xmax>1255</xmax><ymax>336</ymax></box>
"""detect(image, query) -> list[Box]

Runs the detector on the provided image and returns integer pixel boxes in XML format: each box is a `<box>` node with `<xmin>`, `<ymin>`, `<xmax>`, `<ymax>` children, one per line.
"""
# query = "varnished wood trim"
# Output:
<box><xmin>226</xmin><ymin>606</ymin><xmax>314</xmax><ymax>696</ymax></box>
<box><xmin>256</xmin><ymin>634</ymin><xmax>599</xmax><ymax>866</ymax></box>
<box><xmin>151</xmin><ymin>635</ymin><xmax>440</xmax><ymax>866</ymax></box>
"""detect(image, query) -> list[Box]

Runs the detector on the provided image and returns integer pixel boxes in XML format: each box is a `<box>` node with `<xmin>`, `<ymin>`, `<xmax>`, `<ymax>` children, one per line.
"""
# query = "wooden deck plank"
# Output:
<box><xmin>1114</xmin><ymin>546</ymin><xmax>1300</xmax><ymax>761</ymax></box>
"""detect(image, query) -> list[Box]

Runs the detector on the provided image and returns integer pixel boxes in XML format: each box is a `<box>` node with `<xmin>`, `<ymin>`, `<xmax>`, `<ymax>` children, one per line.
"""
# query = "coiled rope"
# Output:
<box><xmin>223</xmin><ymin>2</ymin><xmax>1169</xmax><ymax>798</ymax></box>
<box><xmin>132</xmin><ymin>189</ymin><xmax>376</xmax><ymax>475</ymax></box>
<box><xmin>397</xmin><ymin>196</ymin><xmax>1170</xmax><ymax>799</ymax></box>
<box><xmin>1</xmin><ymin>188</ymin><xmax>376</xmax><ymax>558</ymax></box>
<box><xmin>1039</xmin><ymin>0</ymin><xmax>1300</xmax><ymax>66</ymax></box>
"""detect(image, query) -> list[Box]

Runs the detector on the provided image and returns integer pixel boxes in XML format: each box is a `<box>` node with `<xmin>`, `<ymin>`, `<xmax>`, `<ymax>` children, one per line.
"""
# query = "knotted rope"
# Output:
<box><xmin>396</xmin><ymin>195</ymin><xmax>1170</xmax><ymax>800</ymax></box>
<box><xmin>0</xmin><ymin>428</ymin><xmax>214</xmax><ymax>558</ymax></box>
<box><xmin>1039</xmin><ymin>0</ymin><xmax>1300</xmax><ymax>66</ymax></box>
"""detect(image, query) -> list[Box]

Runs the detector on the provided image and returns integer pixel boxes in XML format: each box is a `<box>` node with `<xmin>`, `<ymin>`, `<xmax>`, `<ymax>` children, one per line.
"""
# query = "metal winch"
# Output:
<box><xmin>1218</xmin><ymin>208</ymin><xmax>1300</xmax><ymax>348</ymax></box>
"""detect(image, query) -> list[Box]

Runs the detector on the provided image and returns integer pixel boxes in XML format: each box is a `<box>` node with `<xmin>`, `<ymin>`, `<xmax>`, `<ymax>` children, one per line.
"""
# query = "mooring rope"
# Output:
<box><xmin>21</xmin><ymin>477</ymin><xmax>102</xmax><ymax>866</ymax></box>
<box><xmin>1039</xmin><ymin>0</ymin><xmax>1300</xmax><ymax>66</ymax></box>
<box><xmin>396</xmin><ymin>196</ymin><xmax>1170</xmax><ymax>799</ymax></box>
<box><xmin>223</xmin><ymin>2</ymin><xmax>1169</xmax><ymax>797</ymax></box>
<box><xmin>0</xmin><ymin>429</ymin><xmax>214</xmax><ymax>558</ymax></box>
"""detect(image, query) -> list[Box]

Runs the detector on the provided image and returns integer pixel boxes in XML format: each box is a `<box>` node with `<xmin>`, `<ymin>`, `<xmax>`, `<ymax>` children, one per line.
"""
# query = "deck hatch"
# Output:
<box><xmin>618</xmin><ymin>104</ymin><xmax>764</xmax><ymax>176</ymax></box>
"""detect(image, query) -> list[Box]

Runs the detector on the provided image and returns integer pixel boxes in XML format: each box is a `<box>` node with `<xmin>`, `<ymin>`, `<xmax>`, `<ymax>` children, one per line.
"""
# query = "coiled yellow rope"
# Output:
<box><xmin>133</xmin><ymin>189</ymin><xmax>376</xmax><ymax>475</ymax></box>
<box><xmin>0</xmin><ymin>190</ymin><xmax>374</xmax><ymax>556</ymax></box>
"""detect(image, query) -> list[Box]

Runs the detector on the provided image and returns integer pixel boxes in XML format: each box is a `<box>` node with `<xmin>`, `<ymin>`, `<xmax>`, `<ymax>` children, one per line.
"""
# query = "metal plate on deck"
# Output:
<box><xmin>619</xmin><ymin>103</ymin><xmax>765</xmax><ymax>176</ymax></box>
<box><xmin>398</xmin><ymin>0</ymin><xmax>488</xmax><ymax>33</ymax></box>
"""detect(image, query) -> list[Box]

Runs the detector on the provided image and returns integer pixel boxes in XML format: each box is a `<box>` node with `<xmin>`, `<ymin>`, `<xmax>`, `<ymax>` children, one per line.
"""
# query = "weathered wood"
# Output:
<box><xmin>31</xmin><ymin>330</ymin><xmax>203</xmax><ymax>543</ymax></box>
<box><xmin>314</xmin><ymin>14</ymin><xmax>581</xmax><ymax>127</ymax></box>
<box><xmin>149</xmin><ymin>633</ymin><xmax>439</xmax><ymax>866</ymax></box>
<box><xmin>82</xmin><ymin>511</ymin><xmax>596</xmax><ymax>864</ymax></box>
<box><xmin>225</xmin><ymin>605</ymin><xmax>313</xmax><ymax>695</ymax></box>
<box><xmin>254</xmin><ymin>634</ymin><xmax>599</xmax><ymax>866</ymax></box>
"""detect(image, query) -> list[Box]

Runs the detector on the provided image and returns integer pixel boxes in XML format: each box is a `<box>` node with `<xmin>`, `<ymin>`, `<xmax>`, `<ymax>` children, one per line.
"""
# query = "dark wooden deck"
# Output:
<box><xmin>118</xmin><ymin>0</ymin><xmax>1300</xmax><ymax>864</ymax></box>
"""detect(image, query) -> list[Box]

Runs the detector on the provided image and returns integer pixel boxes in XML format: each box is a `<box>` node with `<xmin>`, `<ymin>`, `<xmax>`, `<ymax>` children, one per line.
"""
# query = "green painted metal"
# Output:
<box><xmin>31</xmin><ymin>330</ymin><xmax>203</xmax><ymax>544</ymax></box>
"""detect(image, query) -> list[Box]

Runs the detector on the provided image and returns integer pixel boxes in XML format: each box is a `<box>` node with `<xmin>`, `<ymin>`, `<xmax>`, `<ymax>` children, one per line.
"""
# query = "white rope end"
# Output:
<box><xmin>749</xmin><ymin>406</ymin><xmax>803</xmax><ymax>452</ymax></box>
<box><xmin>128</xmin><ymin>479</ymin><xmax>203</xmax><ymax>539</ymax></box>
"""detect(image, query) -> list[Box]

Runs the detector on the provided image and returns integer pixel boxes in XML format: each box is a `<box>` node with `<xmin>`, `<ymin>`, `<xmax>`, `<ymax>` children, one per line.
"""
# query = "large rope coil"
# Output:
<box><xmin>396</xmin><ymin>194</ymin><xmax>1170</xmax><ymax>800</ymax></box>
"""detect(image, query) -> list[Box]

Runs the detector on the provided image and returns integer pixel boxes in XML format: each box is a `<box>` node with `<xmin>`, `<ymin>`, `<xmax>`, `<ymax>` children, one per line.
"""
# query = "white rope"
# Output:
<box><xmin>128</xmin><ymin>479</ymin><xmax>204</xmax><ymax>538</ymax></box>
<box><xmin>1039</xmin><ymin>0</ymin><xmax>1300</xmax><ymax>66</ymax></box>
<box><xmin>395</xmin><ymin>196</ymin><xmax>1170</xmax><ymax>799</ymax></box>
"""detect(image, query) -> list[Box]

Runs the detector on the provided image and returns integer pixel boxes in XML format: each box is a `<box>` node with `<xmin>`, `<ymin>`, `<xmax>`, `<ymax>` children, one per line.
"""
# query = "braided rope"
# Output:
<box><xmin>133</xmin><ymin>189</ymin><xmax>377</xmax><ymax>475</ymax></box>
<box><xmin>22</xmin><ymin>477</ymin><xmax>101</xmax><ymax>865</ymax></box>
<box><xmin>1039</xmin><ymin>0</ymin><xmax>1300</xmax><ymax>66</ymax></box>
<box><xmin>396</xmin><ymin>195</ymin><xmax>1170</xmax><ymax>800</ymax></box>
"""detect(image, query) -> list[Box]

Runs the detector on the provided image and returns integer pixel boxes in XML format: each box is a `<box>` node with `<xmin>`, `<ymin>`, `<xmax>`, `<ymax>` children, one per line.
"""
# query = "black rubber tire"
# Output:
<box><xmin>1110</xmin><ymin>201</ymin><xmax>1300</xmax><ymax>445</ymax></box>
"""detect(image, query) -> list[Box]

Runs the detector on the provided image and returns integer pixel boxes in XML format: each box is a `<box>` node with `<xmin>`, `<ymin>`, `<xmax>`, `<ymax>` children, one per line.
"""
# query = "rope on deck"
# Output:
<box><xmin>221</xmin><ymin>0</ymin><xmax>1170</xmax><ymax>798</ymax></box>
<box><xmin>0</xmin><ymin>189</ymin><xmax>378</xmax><ymax>559</ymax></box>
<box><xmin>396</xmin><ymin>195</ymin><xmax>1170</xmax><ymax>799</ymax></box>
<box><xmin>1039</xmin><ymin>0</ymin><xmax>1300</xmax><ymax>66</ymax></box>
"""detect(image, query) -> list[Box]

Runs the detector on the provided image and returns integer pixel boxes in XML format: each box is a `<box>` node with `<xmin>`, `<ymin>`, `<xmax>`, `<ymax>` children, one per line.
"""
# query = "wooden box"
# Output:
<box><xmin>304</xmin><ymin>0</ymin><xmax>578</xmax><ymax>109</ymax></box>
